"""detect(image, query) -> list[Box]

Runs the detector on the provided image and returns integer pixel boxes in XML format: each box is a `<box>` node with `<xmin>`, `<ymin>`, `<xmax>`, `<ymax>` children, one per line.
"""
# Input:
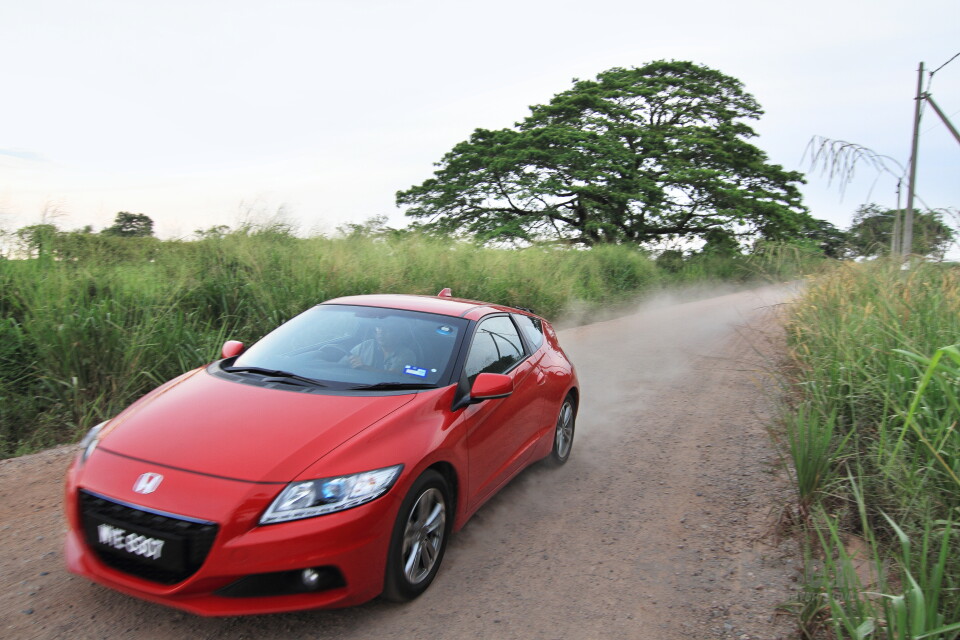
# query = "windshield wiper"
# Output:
<box><xmin>347</xmin><ymin>382</ymin><xmax>436</xmax><ymax>391</ymax></box>
<box><xmin>224</xmin><ymin>366</ymin><xmax>328</xmax><ymax>388</ymax></box>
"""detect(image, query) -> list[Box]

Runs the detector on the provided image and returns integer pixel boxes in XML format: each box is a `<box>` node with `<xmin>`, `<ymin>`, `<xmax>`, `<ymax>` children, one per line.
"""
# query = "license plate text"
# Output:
<box><xmin>97</xmin><ymin>523</ymin><xmax>165</xmax><ymax>561</ymax></box>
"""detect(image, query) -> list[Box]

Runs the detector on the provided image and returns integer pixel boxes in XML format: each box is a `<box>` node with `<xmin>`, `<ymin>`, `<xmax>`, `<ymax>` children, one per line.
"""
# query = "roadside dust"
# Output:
<box><xmin>1</xmin><ymin>284</ymin><xmax>803</xmax><ymax>639</ymax></box>
<box><xmin>553</xmin><ymin>280</ymin><xmax>752</xmax><ymax>331</ymax></box>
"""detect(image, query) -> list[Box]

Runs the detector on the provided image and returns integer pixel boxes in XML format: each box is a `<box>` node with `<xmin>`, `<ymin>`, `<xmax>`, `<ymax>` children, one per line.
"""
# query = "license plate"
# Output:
<box><xmin>84</xmin><ymin>514</ymin><xmax>186</xmax><ymax>572</ymax></box>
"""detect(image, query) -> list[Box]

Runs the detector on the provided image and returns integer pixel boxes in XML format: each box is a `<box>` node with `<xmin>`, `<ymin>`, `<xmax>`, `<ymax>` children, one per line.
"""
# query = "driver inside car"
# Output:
<box><xmin>343</xmin><ymin>324</ymin><xmax>416</xmax><ymax>372</ymax></box>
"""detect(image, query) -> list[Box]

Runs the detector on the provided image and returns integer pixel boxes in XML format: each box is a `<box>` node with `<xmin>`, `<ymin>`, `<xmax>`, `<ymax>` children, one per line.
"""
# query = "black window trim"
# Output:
<box><xmin>462</xmin><ymin>313</ymin><xmax>531</xmax><ymax>381</ymax></box>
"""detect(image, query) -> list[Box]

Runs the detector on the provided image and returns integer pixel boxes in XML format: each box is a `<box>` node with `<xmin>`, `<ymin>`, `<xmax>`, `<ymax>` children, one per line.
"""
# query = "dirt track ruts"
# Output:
<box><xmin>1</xmin><ymin>284</ymin><xmax>801</xmax><ymax>639</ymax></box>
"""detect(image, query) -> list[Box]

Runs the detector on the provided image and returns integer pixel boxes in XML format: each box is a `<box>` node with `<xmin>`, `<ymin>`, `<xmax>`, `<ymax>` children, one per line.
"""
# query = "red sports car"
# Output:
<box><xmin>64</xmin><ymin>291</ymin><xmax>579</xmax><ymax>615</ymax></box>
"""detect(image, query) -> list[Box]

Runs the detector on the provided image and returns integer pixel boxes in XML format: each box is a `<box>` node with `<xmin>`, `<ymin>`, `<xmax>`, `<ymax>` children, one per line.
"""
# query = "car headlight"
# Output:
<box><xmin>260</xmin><ymin>465</ymin><xmax>403</xmax><ymax>524</ymax></box>
<box><xmin>78</xmin><ymin>421</ymin><xmax>108</xmax><ymax>465</ymax></box>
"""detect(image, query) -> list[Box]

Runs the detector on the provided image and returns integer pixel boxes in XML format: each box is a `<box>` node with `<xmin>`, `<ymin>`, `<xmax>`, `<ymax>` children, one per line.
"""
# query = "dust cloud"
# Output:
<box><xmin>557</xmin><ymin>282</ymin><xmax>799</xmax><ymax>447</ymax></box>
<box><xmin>552</xmin><ymin>280</ymin><xmax>755</xmax><ymax>330</ymax></box>
<box><xmin>442</xmin><ymin>282</ymin><xmax>803</xmax><ymax>638</ymax></box>
<box><xmin>461</xmin><ymin>282</ymin><xmax>800</xmax><ymax>524</ymax></box>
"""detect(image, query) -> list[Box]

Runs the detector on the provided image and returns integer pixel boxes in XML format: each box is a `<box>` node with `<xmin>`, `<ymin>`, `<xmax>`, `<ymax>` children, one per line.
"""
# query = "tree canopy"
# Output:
<box><xmin>847</xmin><ymin>204</ymin><xmax>954</xmax><ymax>259</ymax></box>
<box><xmin>398</xmin><ymin>61</ymin><xmax>811</xmax><ymax>246</ymax></box>
<box><xmin>101</xmin><ymin>212</ymin><xmax>155</xmax><ymax>237</ymax></box>
<box><xmin>800</xmin><ymin>219</ymin><xmax>848</xmax><ymax>259</ymax></box>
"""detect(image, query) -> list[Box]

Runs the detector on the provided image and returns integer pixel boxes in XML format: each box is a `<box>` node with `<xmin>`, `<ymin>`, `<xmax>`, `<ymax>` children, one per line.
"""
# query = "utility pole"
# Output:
<box><xmin>891</xmin><ymin>180</ymin><xmax>902</xmax><ymax>256</ymax></box>
<box><xmin>903</xmin><ymin>62</ymin><xmax>924</xmax><ymax>258</ymax></box>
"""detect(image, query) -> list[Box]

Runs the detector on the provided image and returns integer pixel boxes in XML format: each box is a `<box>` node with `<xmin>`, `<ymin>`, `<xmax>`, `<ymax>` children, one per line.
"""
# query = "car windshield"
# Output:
<box><xmin>230</xmin><ymin>305</ymin><xmax>467</xmax><ymax>389</ymax></box>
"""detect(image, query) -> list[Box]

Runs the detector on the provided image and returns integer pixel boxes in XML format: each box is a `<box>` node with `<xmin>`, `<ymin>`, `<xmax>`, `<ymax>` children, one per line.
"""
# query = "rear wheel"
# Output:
<box><xmin>383</xmin><ymin>470</ymin><xmax>450</xmax><ymax>602</ymax></box>
<box><xmin>548</xmin><ymin>395</ymin><xmax>576</xmax><ymax>465</ymax></box>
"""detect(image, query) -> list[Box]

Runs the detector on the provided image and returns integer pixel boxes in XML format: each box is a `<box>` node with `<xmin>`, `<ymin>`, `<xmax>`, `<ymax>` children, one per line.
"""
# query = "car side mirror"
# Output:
<box><xmin>470</xmin><ymin>373</ymin><xmax>514</xmax><ymax>401</ymax></box>
<box><xmin>452</xmin><ymin>373</ymin><xmax>514</xmax><ymax>411</ymax></box>
<box><xmin>221</xmin><ymin>340</ymin><xmax>244</xmax><ymax>359</ymax></box>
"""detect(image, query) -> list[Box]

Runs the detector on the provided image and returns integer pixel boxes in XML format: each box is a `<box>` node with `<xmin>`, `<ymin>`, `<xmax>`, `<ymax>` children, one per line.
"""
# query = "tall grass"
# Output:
<box><xmin>0</xmin><ymin>231</ymin><xmax>667</xmax><ymax>457</ymax></box>
<box><xmin>785</xmin><ymin>260</ymin><xmax>960</xmax><ymax>638</ymax></box>
<box><xmin>660</xmin><ymin>240</ymin><xmax>826</xmax><ymax>283</ymax></box>
<box><xmin>0</xmin><ymin>228</ymin><xmax>821</xmax><ymax>458</ymax></box>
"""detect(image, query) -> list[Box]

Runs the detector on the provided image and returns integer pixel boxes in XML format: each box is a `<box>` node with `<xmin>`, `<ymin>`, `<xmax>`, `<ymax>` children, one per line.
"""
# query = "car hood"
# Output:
<box><xmin>97</xmin><ymin>368</ymin><xmax>416</xmax><ymax>483</ymax></box>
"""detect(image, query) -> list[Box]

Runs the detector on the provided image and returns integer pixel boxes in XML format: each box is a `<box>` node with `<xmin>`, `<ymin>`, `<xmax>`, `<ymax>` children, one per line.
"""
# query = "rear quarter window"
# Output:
<box><xmin>513</xmin><ymin>314</ymin><xmax>544</xmax><ymax>351</ymax></box>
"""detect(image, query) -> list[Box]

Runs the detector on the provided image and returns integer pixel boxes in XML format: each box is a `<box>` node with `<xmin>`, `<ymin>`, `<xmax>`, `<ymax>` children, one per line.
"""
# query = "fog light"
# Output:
<box><xmin>217</xmin><ymin>566</ymin><xmax>346</xmax><ymax>598</ymax></box>
<box><xmin>301</xmin><ymin>568</ymin><xmax>321</xmax><ymax>590</ymax></box>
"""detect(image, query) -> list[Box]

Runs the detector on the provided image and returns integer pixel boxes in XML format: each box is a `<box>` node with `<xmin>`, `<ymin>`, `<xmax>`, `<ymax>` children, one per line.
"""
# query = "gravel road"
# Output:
<box><xmin>2</xmin><ymin>284</ymin><xmax>801</xmax><ymax>639</ymax></box>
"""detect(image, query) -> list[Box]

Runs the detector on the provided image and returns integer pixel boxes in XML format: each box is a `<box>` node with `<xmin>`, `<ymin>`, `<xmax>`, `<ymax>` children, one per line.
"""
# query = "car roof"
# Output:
<box><xmin>321</xmin><ymin>293</ymin><xmax>531</xmax><ymax>321</ymax></box>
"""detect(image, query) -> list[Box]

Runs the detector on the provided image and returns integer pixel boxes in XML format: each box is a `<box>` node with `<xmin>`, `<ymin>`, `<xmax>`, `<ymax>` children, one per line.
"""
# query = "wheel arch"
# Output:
<box><xmin>425</xmin><ymin>460</ymin><xmax>459</xmax><ymax>523</ymax></box>
<box><xmin>566</xmin><ymin>386</ymin><xmax>580</xmax><ymax>411</ymax></box>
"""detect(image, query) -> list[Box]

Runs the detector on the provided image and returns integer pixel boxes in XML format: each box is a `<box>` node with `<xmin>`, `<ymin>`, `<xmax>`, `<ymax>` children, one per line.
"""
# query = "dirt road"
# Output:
<box><xmin>2</xmin><ymin>284</ymin><xmax>801</xmax><ymax>639</ymax></box>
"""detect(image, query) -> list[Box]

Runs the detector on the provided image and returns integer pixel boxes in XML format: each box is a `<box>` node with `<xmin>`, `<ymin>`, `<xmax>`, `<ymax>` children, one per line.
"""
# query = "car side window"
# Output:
<box><xmin>513</xmin><ymin>314</ymin><xmax>544</xmax><ymax>351</ymax></box>
<box><xmin>464</xmin><ymin>316</ymin><xmax>525</xmax><ymax>382</ymax></box>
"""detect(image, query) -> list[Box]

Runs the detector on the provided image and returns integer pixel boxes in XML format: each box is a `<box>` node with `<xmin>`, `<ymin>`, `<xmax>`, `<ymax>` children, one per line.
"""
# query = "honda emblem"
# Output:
<box><xmin>133</xmin><ymin>472</ymin><xmax>164</xmax><ymax>495</ymax></box>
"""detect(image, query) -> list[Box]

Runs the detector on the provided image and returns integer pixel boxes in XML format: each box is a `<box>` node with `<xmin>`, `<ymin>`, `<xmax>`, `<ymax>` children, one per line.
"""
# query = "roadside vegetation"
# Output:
<box><xmin>0</xmin><ymin>223</ymin><xmax>818</xmax><ymax>459</ymax></box>
<box><xmin>784</xmin><ymin>260</ymin><xmax>960</xmax><ymax>639</ymax></box>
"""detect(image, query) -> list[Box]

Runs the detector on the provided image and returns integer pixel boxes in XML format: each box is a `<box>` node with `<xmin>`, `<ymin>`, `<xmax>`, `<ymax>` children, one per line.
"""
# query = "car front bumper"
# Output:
<box><xmin>64</xmin><ymin>453</ymin><xmax>402</xmax><ymax>616</ymax></box>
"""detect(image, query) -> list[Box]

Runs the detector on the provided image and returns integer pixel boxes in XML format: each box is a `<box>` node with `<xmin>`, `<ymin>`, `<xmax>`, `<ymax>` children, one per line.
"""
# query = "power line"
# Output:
<box><xmin>930</xmin><ymin>51</ymin><xmax>960</xmax><ymax>77</ymax></box>
<box><xmin>914</xmin><ymin>53</ymin><xmax>960</xmax><ymax>143</ymax></box>
<box><xmin>926</xmin><ymin>52</ymin><xmax>960</xmax><ymax>96</ymax></box>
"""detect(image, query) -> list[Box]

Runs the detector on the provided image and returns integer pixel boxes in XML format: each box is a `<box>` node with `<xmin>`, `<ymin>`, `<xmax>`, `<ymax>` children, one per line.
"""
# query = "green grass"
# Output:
<box><xmin>0</xmin><ymin>231</ymin><xmax>694</xmax><ymax>456</ymax></box>
<box><xmin>784</xmin><ymin>260</ymin><xmax>960</xmax><ymax>639</ymax></box>
<box><xmin>0</xmin><ymin>227</ymin><xmax>821</xmax><ymax>459</ymax></box>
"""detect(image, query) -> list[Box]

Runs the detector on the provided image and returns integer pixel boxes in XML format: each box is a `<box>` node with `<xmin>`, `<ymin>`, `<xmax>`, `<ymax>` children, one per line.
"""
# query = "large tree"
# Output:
<box><xmin>397</xmin><ymin>61</ymin><xmax>811</xmax><ymax>246</ymax></box>
<box><xmin>101</xmin><ymin>212</ymin><xmax>155</xmax><ymax>237</ymax></box>
<box><xmin>847</xmin><ymin>204</ymin><xmax>954</xmax><ymax>259</ymax></box>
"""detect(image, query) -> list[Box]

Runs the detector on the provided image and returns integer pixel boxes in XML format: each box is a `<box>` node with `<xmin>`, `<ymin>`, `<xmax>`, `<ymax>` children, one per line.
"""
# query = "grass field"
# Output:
<box><xmin>0</xmin><ymin>229</ymin><xmax>817</xmax><ymax>458</ymax></box>
<box><xmin>784</xmin><ymin>260</ymin><xmax>960</xmax><ymax>639</ymax></box>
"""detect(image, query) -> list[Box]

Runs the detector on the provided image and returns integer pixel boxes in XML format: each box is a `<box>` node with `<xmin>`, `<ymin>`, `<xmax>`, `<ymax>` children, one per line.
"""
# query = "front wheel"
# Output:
<box><xmin>548</xmin><ymin>395</ymin><xmax>576</xmax><ymax>466</ymax></box>
<box><xmin>383</xmin><ymin>470</ymin><xmax>450</xmax><ymax>602</ymax></box>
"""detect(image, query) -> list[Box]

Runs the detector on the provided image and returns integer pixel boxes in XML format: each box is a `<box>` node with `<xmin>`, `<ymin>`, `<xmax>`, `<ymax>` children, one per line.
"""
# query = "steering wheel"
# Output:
<box><xmin>317</xmin><ymin>344</ymin><xmax>350</xmax><ymax>362</ymax></box>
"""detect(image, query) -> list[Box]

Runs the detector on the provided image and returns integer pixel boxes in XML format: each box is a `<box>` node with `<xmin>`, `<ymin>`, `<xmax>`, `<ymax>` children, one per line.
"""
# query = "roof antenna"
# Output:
<box><xmin>437</xmin><ymin>288</ymin><xmax>452</xmax><ymax>298</ymax></box>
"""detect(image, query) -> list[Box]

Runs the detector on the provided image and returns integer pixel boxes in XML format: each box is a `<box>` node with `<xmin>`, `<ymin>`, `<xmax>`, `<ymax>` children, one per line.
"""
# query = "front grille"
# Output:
<box><xmin>79</xmin><ymin>490</ymin><xmax>219</xmax><ymax>585</ymax></box>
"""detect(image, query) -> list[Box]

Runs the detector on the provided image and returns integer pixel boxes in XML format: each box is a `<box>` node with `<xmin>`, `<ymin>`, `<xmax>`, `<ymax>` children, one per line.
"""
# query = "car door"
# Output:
<box><xmin>462</xmin><ymin>315</ymin><xmax>546</xmax><ymax>508</ymax></box>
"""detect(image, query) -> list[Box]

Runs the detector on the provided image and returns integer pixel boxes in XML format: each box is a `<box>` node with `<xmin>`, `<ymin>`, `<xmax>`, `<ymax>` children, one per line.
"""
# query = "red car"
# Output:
<box><xmin>64</xmin><ymin>291</ymin><xmax>579</xmax><ymax>615</ymax></box>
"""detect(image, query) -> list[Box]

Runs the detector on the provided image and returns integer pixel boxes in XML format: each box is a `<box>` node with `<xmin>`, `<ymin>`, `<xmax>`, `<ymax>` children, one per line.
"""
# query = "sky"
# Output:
<box><xmin>1</xmin><ymin>0</ymin><xmax>958</xmax><ymax>242</ymax></box>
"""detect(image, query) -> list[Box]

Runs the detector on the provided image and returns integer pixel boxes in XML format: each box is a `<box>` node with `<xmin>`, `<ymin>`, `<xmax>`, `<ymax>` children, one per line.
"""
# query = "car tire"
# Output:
<box><xmin>382</xmin><ymin>470</ymin><xmax>450</xmax><ymax>602</ymax></box>
<box><xmin>547</xmin><ymin>395</ymin><xmax>576</xmax><ymax>466</ymax></box>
